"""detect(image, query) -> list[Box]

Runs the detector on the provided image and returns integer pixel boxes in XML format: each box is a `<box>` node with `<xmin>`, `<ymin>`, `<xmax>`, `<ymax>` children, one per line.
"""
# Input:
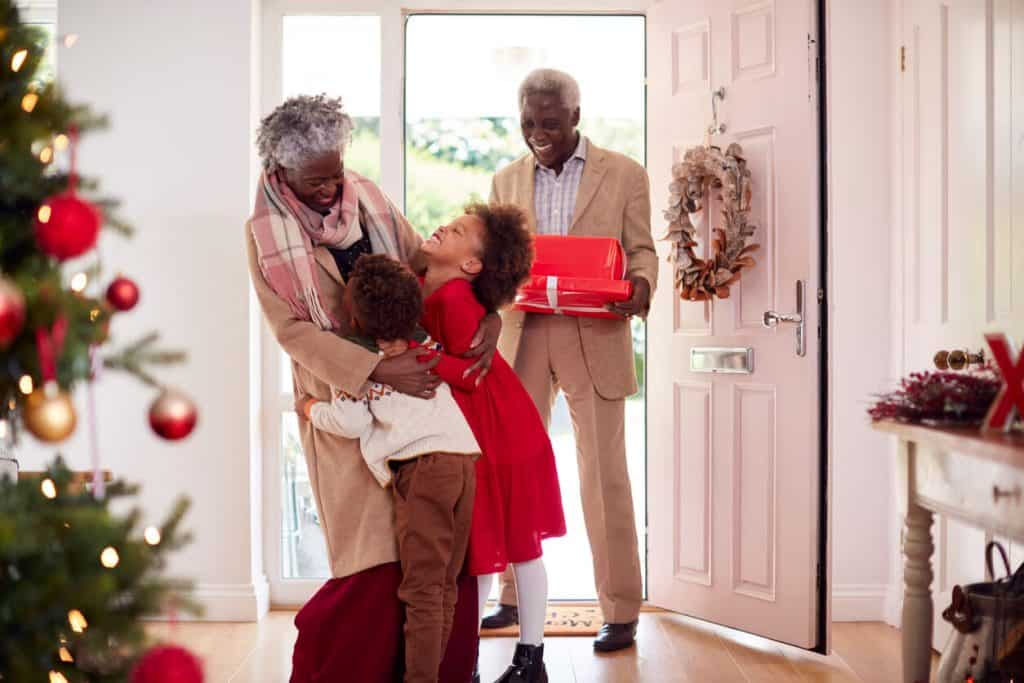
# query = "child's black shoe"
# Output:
<box><xmin>492</xmin><ymin>643</ymin><xmax>547</xmax><ymax>683</ymax></box>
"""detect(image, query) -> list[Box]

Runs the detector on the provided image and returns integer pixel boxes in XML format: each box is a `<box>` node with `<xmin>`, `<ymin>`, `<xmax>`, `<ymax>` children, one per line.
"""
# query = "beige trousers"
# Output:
<box><xmin>499</xmin><ymin>314</ymin><xmax>643</xmax><ymax>624</ymax></box>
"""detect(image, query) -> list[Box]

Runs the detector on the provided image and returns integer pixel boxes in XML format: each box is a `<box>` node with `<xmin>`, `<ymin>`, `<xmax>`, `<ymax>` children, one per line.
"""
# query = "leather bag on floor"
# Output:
<box><xmin>936</xmin><ymin>541</ymin><xmax>1024</xmax><ymax>683</ymax></box>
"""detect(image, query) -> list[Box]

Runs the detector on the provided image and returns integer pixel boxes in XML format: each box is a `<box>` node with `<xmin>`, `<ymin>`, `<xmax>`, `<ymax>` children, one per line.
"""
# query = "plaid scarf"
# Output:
<box><xmin>249</xmin><ymin>168</ymin><xmax>403</xmax><ymax>330</ymax></box>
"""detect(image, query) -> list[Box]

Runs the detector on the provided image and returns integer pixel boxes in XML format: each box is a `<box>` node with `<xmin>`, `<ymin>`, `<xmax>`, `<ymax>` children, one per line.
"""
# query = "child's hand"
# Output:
<box><xmin>302</xmin><ymin>398</ymin><xmax>318</xmax><ymax>420</ymax></box>
<box><xmin>295</xmin><ymin>394</ymin><xmax>316</xmax><ymax>418</ymax></box>
<box><xmin>462</xmin><ymin>312</ymin><xmax>502</xmax><ymax>382</ymax></box>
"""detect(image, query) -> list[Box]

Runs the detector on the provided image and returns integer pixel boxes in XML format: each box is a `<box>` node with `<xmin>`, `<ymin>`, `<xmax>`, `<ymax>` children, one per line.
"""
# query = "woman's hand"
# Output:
<box><xmin>370</xmin><ymin>347</ymin><xmax>442</xmax><ymax>398</ymax></box>
<box><xmin>461</xmin><ymin>312</ymin><xmax>502</xmax><ymax>381</ymax></box>
<box><xmin>608</xmin><ymin>276</ymin><xmax>652</xmax><ymax>319</ymax></box>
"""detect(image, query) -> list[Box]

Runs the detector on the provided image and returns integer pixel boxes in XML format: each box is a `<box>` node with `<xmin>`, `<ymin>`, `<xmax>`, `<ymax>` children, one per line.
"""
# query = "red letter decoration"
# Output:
<box><xmin>983</xmin><ymin>333</ymin><xmax>1024</xmax><ymax>433</ymax></box>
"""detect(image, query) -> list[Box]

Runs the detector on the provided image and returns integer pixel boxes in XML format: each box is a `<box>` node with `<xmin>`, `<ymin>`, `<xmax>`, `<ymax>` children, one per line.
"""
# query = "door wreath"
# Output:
<box><xmin>662</xmin><ymin>143</ymin><xmax>759</xmax><ymax>301</ymax></box>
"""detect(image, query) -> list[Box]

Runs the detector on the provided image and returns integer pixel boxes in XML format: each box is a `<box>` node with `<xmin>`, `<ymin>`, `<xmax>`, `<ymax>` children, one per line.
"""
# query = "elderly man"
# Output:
<box><xmin>486</xmin><ymin>68</ymin><xmax>657</xmax><ymax>652</ymax></box>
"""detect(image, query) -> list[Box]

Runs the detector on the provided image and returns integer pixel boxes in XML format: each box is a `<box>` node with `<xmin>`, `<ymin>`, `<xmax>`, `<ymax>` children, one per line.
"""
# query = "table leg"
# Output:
<box><xmin>902</xmin><ymin>503</ymin><xmax>935</xmax><ymax>683</ymax></box>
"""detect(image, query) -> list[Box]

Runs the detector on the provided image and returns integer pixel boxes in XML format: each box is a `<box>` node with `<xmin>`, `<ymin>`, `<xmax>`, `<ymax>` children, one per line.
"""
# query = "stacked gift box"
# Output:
<box><xmin>513</xmin><ymin>235</ymin><xmax>632</xmax><ymax>320</ymax></box>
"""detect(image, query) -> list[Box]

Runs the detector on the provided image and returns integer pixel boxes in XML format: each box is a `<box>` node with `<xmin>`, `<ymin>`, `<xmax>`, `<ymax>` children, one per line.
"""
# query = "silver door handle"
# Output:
<box><xmin>762</xmin><ymin>311</ymin><xmax>802</xmax><ymax>326</ymax></box>
<box><xmin>762</xmin><ymin>281</ymin><xmax>807</xmax><ymax>357</ymax></box>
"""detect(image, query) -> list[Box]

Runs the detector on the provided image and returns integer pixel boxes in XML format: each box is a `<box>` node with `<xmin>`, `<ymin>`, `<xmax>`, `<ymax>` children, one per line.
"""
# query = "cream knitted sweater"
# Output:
<box><xmin>309</xmin><ymin>381</ymin><xmax>479</xmax><ymax>487</ymax></box>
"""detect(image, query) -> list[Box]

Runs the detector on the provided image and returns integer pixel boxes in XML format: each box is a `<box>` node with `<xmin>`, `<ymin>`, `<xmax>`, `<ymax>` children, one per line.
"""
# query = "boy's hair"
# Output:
<box><xmin>466</xmin><ymin>202</ymin><xmax>534</xmax><ymax>312</ymax></box>
<box><xmin>347</xmin><ymin>254</ymin><xmax>423</xmax><ymax>341</ymax></box>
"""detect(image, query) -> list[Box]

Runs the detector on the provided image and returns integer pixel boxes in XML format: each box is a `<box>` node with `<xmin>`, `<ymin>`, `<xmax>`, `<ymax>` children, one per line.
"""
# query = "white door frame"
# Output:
<box><xmin>258</xmin><ymin>0</ymin><xmax>656</xmax><ymax>607</ymax></box>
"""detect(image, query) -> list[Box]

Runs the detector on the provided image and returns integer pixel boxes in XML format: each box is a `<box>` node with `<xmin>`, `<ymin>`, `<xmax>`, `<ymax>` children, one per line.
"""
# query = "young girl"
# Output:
<box><xmin>419</xmin><ymin>203</ymin><xmax>566</xmax><ymax>683</ymax></box>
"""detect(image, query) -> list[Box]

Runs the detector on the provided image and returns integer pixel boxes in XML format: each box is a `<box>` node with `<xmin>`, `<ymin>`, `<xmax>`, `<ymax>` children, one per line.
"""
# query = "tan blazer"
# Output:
<box><xmin>490</xmin><ymin>138</ymin><xmax>658</xmax><ymax>400</ymax></box>
<box><xmin>246</xmin><ymin>215</ymin><xmax>421</xmax><ymax>579</ymax></box>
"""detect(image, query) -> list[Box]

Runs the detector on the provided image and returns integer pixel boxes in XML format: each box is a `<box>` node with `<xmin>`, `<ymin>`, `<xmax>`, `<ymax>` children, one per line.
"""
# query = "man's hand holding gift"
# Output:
<box><xmin>607</xmin><ymin>276</ymin><xmax>651</xmax><ymax>320</ymax></box>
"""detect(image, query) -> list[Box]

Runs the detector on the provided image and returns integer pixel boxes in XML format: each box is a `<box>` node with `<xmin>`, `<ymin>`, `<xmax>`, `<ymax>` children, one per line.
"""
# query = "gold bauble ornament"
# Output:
<box><xmin>24</xmin><ymin>382</ymin><xmax>77</xmax><ymax>443</ymax></box>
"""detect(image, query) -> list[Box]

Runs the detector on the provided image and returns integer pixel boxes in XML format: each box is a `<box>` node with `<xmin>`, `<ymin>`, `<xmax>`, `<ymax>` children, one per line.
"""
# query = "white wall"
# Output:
<box><xmin>17</xmin><ymin>0</ymin><xmax>267</xmax><ymax>620</ymax></box>
<box><xmin>826</xmin><ymin>0</ymin><xmax>900</xmax><ymax>621</ymax></box>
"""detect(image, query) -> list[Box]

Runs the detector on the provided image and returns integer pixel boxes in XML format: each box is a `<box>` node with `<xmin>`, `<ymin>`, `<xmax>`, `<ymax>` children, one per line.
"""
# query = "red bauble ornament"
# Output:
<box><xmin>130</xmin><ymin>645</ymin><xmax>204</xmax><ymax>683</ymax></box>
<box><xmin>0</xmin><ymin>277</ymin><xmax>25</xmax><ymax>347</ymax></box>
<box><xmin>34</xmin><ymin>192</ymin><xmax>101</xmax><ymax>261</ymax></box>
<box><xmin>149</xmin><ymin>388</ymin><xmax>198</xmax><ymax>441</ymax></box>
<box><xmin>106</xmin><ymin>276</ymin><xmax>140</xmax><ymax>311</ymax></box>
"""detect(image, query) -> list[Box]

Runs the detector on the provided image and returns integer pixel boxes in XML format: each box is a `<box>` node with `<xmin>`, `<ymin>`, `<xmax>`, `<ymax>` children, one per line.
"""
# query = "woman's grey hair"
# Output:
<box><xmin>518</xmin><ymin>68</ymin><xmax>581</xmax><ymax>112</ymax></box>
<box><xmin>256</xmin><ymin>94</ymin><xmax>354</xmax><ymax>173</ymax></box>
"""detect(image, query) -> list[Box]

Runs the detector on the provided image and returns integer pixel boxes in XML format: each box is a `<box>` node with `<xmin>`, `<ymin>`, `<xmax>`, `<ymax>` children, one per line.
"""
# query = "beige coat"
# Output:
<box><xmin>245</xmin><ymin>214</ymin><xmax>422</xmax><ymax>579</ymax></box>
<box><xmin>490</xmin><ymin>138</ymin><xmax>658</xmax><ymax>400</ymax></box>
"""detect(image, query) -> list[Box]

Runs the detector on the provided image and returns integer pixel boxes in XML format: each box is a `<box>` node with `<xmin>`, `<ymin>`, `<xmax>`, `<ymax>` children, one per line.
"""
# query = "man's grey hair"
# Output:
<box><xmin>518</xmin><ymin>68</ymin><xmax>581</xmax><ymax>112</ymax></box>
<box><xmin>256</xmin><ymin>94</ymin><xmax>354</xmax><ymax>173</ymax></box>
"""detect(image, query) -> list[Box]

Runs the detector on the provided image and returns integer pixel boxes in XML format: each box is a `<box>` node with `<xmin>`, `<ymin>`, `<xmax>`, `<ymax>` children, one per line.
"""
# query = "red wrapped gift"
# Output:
<box><xmin>514</xmin><ymin>235</ymin><xmax>632</xmax><ymax>319</ymax></box>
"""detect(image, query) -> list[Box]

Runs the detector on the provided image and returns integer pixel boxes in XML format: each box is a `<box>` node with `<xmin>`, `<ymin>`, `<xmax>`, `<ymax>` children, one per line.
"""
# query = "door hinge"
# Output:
<box><xmin>817</xmin><ymin>288</ymin><xmax>824</xmax><ymax>305</ymax></box>
<box><xmin>900</xmin><ymin>45</ymin><xmax>907</xmax><ymax>73</ymax></box>
<box><xmin>807</xmin><ymin>34</ymin><xmax>819</xmax><ymax>101</ymax></box>
<box><xmin>816</xmin><ymin>562</ymin><xmax>824</xmax><ymax>591</ymax></box>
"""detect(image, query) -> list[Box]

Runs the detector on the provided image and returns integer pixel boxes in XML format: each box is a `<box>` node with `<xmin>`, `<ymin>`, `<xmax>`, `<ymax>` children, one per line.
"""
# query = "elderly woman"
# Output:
<box><xmin>246</xmin><ymin>94</ymin><xmax>496</xmax><ymax>683</ymax></box>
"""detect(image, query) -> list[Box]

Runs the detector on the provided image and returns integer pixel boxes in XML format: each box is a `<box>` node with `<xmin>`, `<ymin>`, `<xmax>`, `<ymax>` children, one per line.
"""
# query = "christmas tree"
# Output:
<box><xmin>0</xmin><ymin>458</ymin><xmax>199</xmax><ymax>681</ymax></box>
<box><xmin>0</xmin><ymin>0</ymin><xmax>201</xmax><ymax>679</ymax></box>
<box><xmin>0</xmin><ymin>0</ymin><xmax>195</xmax><ymax>454</ymax></box>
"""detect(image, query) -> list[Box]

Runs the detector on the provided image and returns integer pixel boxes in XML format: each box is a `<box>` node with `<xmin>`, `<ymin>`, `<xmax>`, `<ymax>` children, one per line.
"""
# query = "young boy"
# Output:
<box><xmin>301</xmin><ymin>254</ymin><xmax>479</xmax><ymax>683</ymax></box>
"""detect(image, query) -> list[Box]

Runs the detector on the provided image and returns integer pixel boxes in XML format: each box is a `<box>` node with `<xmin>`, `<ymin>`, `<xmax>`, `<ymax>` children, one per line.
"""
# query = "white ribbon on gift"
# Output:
<box><xmin>545</xmin><ymin>276</ymin><xmax>562</xmax><ymax>314</ymax></box>
<box><xmin>515</xmin><ymin>274</ymin><xmax>622</xmax><ymax>316</ymax></box>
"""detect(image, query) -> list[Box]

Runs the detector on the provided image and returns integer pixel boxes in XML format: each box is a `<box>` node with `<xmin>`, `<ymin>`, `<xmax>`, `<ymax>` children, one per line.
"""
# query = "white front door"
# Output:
<box><xmin>645</xmin><ymin>0</ymin><xmax>824</xmax><ymax>648</ymax></box>
<box><xmin>900</xmin><ymin>0</ymin><xmax>1024</xmax><ymax>650</ymax></box>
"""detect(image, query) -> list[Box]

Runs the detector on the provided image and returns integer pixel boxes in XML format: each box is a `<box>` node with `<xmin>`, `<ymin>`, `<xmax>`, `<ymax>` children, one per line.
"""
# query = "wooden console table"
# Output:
<box><xmin>876</xmin><ymin>421</ymin><xmax>1024</xmax><ymax>683</ymax></box>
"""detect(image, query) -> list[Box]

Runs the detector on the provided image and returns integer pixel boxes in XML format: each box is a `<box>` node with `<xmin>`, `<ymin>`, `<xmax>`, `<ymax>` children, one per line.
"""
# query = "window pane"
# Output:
<box><xmin>282</xmin><ymin>16</ymin><xmax>381</xmax><ymax>183</ymax></box>
<box><xmin>281</xmin><ymin>412</ymin><xmax>330</xmax><ymax>579</ymax></box>
<box><xmin>406</xmin><ymin>14</ymin><xmax>646</xmax><ymax>601</ymax></box>
<box><xmin>404</xmin><ymin>14</ymin><xmax>645</xmax><ymax>236</ymax></box>
<box><xmin>281</xmin><ymin>351</ymin><xmax>292</xmax><ymax>394</ymax></box>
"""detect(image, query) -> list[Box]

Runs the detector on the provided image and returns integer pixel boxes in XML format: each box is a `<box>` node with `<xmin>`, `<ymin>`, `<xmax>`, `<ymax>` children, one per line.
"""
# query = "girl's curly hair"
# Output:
<box><xmin>347</xmin><ymin>254</ymin><xmax>423</xmax><ymax>341</ymax></box>
<box><xmin>466</xmin><ymin>202</ymin><xmax>534</xmax><ymax>312</ymax></box>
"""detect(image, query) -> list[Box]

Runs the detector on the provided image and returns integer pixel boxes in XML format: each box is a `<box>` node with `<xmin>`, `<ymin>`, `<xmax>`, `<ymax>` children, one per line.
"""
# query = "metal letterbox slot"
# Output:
<box><xmin>690</xmin><ymin>347</ymin><xmax>754</xmax><ymax>374</ymax></box>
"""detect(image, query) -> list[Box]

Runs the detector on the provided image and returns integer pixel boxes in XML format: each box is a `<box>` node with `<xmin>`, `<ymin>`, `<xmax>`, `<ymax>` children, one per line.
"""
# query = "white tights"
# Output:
<box><xmin>477</xmin><ymin>557</ymin><xmax>548</xmax><ymax>646</ymax></box>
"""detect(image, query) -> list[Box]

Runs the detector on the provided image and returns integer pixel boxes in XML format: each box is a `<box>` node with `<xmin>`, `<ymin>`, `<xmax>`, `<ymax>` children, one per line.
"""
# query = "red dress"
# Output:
<box><xmin>422</xmin><ymin>278</ymin><xmax>566</xmax><ymax>576</ymax></box>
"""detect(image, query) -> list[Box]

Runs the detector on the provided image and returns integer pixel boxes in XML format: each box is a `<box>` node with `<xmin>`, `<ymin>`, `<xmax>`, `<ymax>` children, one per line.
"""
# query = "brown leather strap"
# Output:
<box><xmin>987</xmin><ymin>540</ymin><xmax>1012</xmax><ymax>580</ymax></box>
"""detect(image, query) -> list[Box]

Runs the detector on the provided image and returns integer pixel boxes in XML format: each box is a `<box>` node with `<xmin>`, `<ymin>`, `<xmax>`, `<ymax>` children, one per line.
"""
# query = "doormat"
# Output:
<box><xmin>480</xmin><ymin>603</ymin><xmax>603</xmax><ymax>637</ymax></box>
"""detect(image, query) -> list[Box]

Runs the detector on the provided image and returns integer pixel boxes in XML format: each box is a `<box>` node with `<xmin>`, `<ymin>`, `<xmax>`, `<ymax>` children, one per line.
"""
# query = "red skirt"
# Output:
<box><xmin>290</xmin><ymin>562</ymin><xmax>478</xmax><ymax>683</ymax></box>
<box><xmin>454</xmin><ymin>356</ymin><xmax>567</xmax><ymax>576</ymax></box>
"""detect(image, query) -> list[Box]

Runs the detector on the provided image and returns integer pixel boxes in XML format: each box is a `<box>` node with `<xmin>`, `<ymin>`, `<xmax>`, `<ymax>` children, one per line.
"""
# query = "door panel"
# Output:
<box><xmin>647</xmin><ymin>0</ymin><xmax>822</xmax><ymax>648</ymax></box>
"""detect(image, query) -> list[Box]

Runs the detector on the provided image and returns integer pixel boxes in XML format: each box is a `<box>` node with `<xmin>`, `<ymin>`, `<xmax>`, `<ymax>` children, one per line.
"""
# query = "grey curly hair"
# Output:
<box><xmin>256</xmin><ymin>94</ymin><xmax>354</xmax><ymax>173</ymax></box>
<box><xmin>518</xmin><ymin>68</ymin><xmax>581</xmax><ymax>112</ymax></box>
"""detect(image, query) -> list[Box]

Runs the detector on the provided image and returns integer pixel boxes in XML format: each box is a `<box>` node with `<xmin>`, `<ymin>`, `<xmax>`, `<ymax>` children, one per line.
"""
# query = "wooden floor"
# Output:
<box><xmin>147</xmin><ymin>612</ymin><xmax>935</xmax><ymax>682</ymax></box>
